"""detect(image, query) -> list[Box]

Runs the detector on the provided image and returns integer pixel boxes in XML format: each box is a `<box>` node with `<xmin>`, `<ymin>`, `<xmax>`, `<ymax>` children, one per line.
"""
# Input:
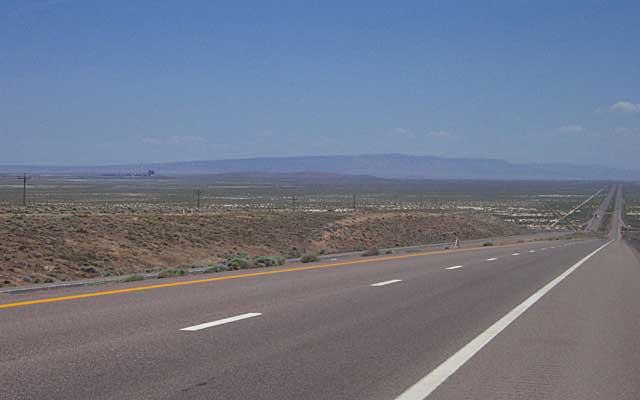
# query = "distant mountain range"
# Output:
<box><xmin>1</xmin><ymin>154</ymin><xmax>638</xmax><ymax>180</ymax></box>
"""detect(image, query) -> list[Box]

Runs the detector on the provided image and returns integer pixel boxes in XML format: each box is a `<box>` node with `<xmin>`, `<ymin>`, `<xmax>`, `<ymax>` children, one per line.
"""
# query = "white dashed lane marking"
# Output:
<box><xmin>371</xmin><ymin>279</ymin><xmax>402</xmax><ymax>287</ymax></box>
<box><xmin>181</xmin><ymin>313</ymin><xmax>262</xmax><ymax>332</ymax></box>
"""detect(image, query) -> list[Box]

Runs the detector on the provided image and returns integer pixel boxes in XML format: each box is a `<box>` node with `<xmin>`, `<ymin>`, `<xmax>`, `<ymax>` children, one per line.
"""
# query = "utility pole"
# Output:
<box><xmin>292</xmin><ymin>195</ymin><xmax>297</xmax><ymax>211</ymax></box>
<box><xmin>352</xmin><ymin>194</ymin><xmax>356</xmax><ymax>210</ymax></box>
<box><xmin>18</xmin><ymin>173</ymin><xmax>31</xmax><ymax>206</ymax></box>
<box><xmin>195</xmin><ymin>188</ymin><xmax>201</xmax><ymax>209</ymax></box>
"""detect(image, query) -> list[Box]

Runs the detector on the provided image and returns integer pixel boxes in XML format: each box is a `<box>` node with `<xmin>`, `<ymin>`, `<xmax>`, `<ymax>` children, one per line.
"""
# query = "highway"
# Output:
<box><xmin>585</xmin><ymin>184</ymin><xmax>617</xmax><ymax>232</ymax></box>
<box><xmin>2</xmin><ymin>192</ymin><xmax>639</xmax><ymax>399</ymax></box>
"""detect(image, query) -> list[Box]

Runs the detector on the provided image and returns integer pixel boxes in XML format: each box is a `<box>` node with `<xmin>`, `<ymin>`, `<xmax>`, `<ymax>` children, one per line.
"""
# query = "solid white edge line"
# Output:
<box><xmin>180</xmin><ymin>313</ymin><xmax>262</xmax><ymax>331</ymax></box>
<box><xmin>393</xmin><ymin>240</ymin><xmax>612</xmax><ymax>400</ymax></box>
<box><xmin>446</xmin><ymin>266</ymin><xmax>464</xmax><ymax>270</ymax></box>
<box><xmin>371</xmin><ymin>279</ymin><xmax>402</xmax><ymax>287</ymax></box>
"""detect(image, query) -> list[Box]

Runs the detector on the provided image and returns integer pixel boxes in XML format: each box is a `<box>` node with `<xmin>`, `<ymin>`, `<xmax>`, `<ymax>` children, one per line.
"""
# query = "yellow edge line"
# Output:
<box><xmin>0</xmin><ymin>241</ymin><xmax>552</xmax><ymax>309</ymax></box>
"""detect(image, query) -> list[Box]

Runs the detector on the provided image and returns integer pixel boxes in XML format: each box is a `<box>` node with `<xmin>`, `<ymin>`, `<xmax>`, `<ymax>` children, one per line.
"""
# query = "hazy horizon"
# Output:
<box><xmin>0</xmin><ymin>152</ymin><xmax>638</xmax><ymax>171</ymax></box>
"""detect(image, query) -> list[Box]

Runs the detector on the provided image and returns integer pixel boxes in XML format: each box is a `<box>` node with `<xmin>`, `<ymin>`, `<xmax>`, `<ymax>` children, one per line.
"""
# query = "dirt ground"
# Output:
<box><xmin>0</xmin><ymin>210</ymin><xmax>526</xmax><ymax>286</ymax></box>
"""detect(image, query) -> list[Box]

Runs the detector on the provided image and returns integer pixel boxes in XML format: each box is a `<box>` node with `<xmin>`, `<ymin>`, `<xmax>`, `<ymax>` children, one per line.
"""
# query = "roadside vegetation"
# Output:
<box><xmin>362</xmin><ymin>248</ymin><xmax>380</xmax><ymax>257</ymax></box>
<box><xmin>0</xmin><ymin>176</ymin><xmax>605</xmax><ymax>287</ymax></box>
<box><xmin>122</xmin><ymin>274</ymin><xmax>144</xmax><ymax>282</ymax></box>
<box><xmin>157</xmin><ymin>269</ymin><xmax>187</xmax><ymax>279</ymax></box>
<box><xmin>622</xmin><ymin>185</ymin><xmax>640</xmax><ymax>252</ymax></box>
<box><xmin>300</xmin><ymin>254</ymin><xmax>320</xmax><ymax>263</ymax></box>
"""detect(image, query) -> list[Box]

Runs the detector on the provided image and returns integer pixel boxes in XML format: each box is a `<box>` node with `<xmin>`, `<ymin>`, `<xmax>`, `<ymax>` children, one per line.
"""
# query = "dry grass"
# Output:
<box><xmin>0</xmin><ymin>210</ymin><xmax>525</xmax><ymax>286</ymax></box>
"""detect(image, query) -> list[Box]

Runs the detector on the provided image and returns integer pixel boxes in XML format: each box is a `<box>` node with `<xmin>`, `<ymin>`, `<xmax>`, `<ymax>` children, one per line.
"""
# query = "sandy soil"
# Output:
<box><xmin>0</xmin><ymin>211</ymin><xmax>526</xmax><ymax>286</ymax></box>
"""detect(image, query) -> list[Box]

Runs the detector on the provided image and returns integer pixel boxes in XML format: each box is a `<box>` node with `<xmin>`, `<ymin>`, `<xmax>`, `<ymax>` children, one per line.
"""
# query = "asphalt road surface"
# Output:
<box><xmin>2</xmin><ymin>196</ymin><xmax>638</xmax><ymax>399</ymax></box>
<box><xmin>585</xmin><ymin>184</ymin><xmax>617</xmax><ymax>232</ymax></box>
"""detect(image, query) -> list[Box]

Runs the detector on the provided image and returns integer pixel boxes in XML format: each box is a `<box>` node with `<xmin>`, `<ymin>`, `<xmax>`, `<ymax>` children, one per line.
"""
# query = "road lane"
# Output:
<box><xmin>400</xmin><ymin>181</ymin><xmax>634</xmax><ymax>400</ymax></box>
<box><xmin>585</xmin><ymin>184</ymin><xmax>616</xmax><ymax>232</ymax></box>
<box><xmin>0</xmin><ymin>238</ymin><xmax>607</xmax><ymax>400</ymax></box>
<box><xmin>1</xmin><ymin>238</ymin><xmax>586</xmax><ymax>363</ymax></box>
<box><xmin>395</xmin><ymin>240</ymin><xmax>612</xmax><ymax>400</ymax></box>
<box><xmin>426</xmin><ymin>239</ymin><xmax>640</xmax><ymax>400</ymax></box>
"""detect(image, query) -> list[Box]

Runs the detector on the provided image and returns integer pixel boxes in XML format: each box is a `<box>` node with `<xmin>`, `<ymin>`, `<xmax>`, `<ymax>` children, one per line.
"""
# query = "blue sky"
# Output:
<box><xmin>1</xmin><ymin>1</ymin><xmax>639</xmax><ymax>168</ymax></box>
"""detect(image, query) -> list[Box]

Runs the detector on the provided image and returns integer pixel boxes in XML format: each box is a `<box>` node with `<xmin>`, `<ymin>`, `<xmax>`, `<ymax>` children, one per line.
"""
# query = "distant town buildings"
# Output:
<box><xmin>101</xmin><ymin>169</ymin><xmax>155</xmax><ymax>178</ymax></box>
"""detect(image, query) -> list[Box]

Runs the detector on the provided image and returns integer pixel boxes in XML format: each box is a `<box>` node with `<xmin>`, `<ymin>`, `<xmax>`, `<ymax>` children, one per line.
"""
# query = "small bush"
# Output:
<box><xmin>226</xmin><ymin>255</ymin><xmax>252</xmax><ymax>270</ymax></box>
<box><xmin>204</xmin><ymin>264</ymin><xmax>230</xmax><ymax>273</ymax></box>
<box><xmin>362</xmin><ymin>248</ymin><xmax>380</xmax><ymax>257</ymax></box>
<box><xmin>122</xmin><ymin>274</ymin><xmax>144</xmax><ymax>282</ymax></box>
<box><xmin>385</xmin><ymin>249</ymin><xmax>393</xmax><ymax>254</ymax></box>
<box><xmin>483</xmin><ymin>242</ymin><xmax>494</xmax><ymax>247</ymax></box>
<box><xmin>354</xmin><ymin>244</ymin><xmax>367</xmax><ymax>251</ymax></box>
<box><xmin>287</xmin><ymin>247</ymin><xmax>302</xmax><ymax>258</ymax></box>
<box><xmin>254</xmin><ymin>256</ymin><xmax>285</xmax><ymax>268</ymax></box>
<box><xmin>81</xmin><ymin>266</ymin><xmax>98</xmax><ymax>274</ymax></box>
<box><xmin>157</xmin><ymin>269</ymin><xmax>186</xmax><ymax>279</ymax></box>
<box><xmin>301</xmin><ymin>253</ymin><xmax>319</xmax><ymax>263</ymax></box>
